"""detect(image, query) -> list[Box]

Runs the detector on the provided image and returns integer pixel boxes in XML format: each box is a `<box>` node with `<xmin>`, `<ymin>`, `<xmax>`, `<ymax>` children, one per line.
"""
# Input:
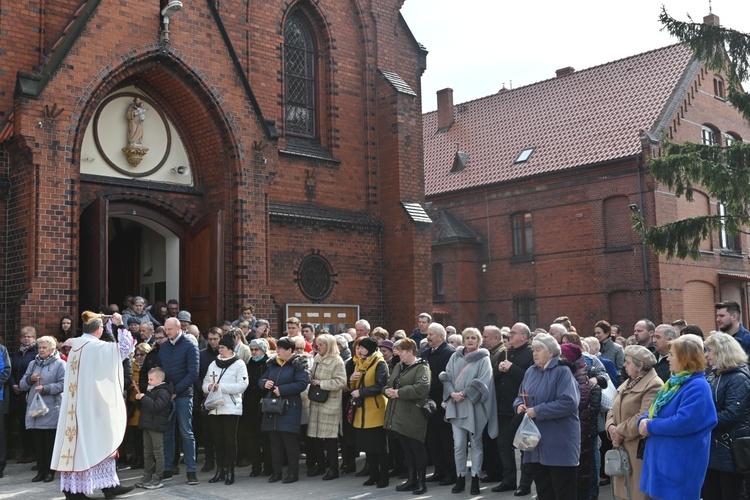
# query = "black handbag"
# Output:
<box><xmin>261</xmin><ymin>363</ymin><xmax>288</xmax><ymax>415</ymax></box>
<box><xmin>419</xmin><ymin>398</ymin><xmax>436</xmax><ymax>419</ymax></box>
<box><xmin>308</xmin><ymin>364</ymin><xmax>330</xmax><ymax>403</ymax></box>
<box><xmin>721</xmin><ymin>434</ymin><xmax>750</xmax><ymax>474</ymax></box>
<box><xmin>261</xmin><ymin>395</ymin><xmax>288</xmax><ymax>415</ymax></box>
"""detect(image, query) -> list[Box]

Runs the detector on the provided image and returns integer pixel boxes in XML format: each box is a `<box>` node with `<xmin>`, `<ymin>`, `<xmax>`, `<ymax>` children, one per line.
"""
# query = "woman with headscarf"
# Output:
<box><xmin>18</xmin><ymin>335</ymin><xmax>65</xmax><ymax>483</ymax></box>
<box><xmin>439</xmin><ymin>327</ymin><xmax>498</xmax><ymax>495</ymax></box>
<box><xmin>349</xmin><ymin>336</ymin><xmax>390</xmax><ymax>488</ymax></box>
<box><xmin>702</xmin><ymin>332</ymin><xmax>750</xmax><ymax>500</ymax></box>
<box><xmin>383</xmin><ymin>338</ymin><xmax>432</xmax><ymax>494</ymax></box>
<box><xmin>638</xmin><ymin>334</ymin><xmax>717</xmax><ymax>500</ymax></box>
<box><xmin>202</xmin><ymin>333</ymin><xmax>249</xmax><ymax>485</ymax></box>
<box><xmin>306</xmin><ymin>333</ymin><xmax>347</xmax><ymax>480</ymax></box>
<box><xmin>605</xmin><ymin>345</ymin><xmax>662</xmax><ymax>500</ymax></box>
<box><xmin>243</xmin><ymin>338</ymin><xmax>271</xmax><ymax>477</ymax></box>
<box><xmin>514</xmin><ymin>332</ymin><xmax>580</xmax><ymax>500</ymax></box>
<box><xmin>260</xmin><ymin>336</ymin><xmax>309</xmax><ymax>484</ymax></box>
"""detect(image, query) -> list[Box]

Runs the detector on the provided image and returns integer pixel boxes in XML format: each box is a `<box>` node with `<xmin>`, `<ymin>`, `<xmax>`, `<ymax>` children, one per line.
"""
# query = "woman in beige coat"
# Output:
<box><xmin>605</xmin><ymin>345</ymin><xmax>663</xmax><ymax>500</ymax></box>
<box><xmin>306</xmin><ymin>334</ymin><xmax>347</xmax><ymax>480</ymax></box>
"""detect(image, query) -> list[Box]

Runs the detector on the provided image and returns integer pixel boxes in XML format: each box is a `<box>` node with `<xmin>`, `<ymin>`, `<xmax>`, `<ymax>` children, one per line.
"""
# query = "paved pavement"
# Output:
<box><xmin>0</xmin><ymin>457</ymin><xmax>615</xmax><ymax>500</ymax></box>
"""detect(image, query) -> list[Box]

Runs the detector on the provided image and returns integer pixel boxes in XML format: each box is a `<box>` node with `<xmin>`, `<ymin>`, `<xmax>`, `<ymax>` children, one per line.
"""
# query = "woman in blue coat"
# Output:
<box><xmin>514</xmin><ymin>333</ymin><xmax>580</xmax><ymax>500</ymax></box>
<box><xmin>638</xmin><ymin>334</ymin><xmax>717</xmax><ymax>500</ymax></box>
<box><xmin>259</xmin><ymin>336</ymin><xmax>309</xmax><ymax>484</ymax></box>
<box><xmin>702</xmin><ymin>332</ymin><xmax>750</xmax><ymax>500</ymax></box>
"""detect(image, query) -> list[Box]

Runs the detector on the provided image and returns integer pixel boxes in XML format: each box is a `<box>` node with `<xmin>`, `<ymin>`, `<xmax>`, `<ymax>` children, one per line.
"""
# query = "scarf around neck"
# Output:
<box><xmin>648</xmin><ymin>370</ymin><xmax>693</xmax><ymax>418</ymax></box>
<box><xmin>353</xmin><ymin>349</ymin><xmax>384</xmax><ymax>373</ymax></box>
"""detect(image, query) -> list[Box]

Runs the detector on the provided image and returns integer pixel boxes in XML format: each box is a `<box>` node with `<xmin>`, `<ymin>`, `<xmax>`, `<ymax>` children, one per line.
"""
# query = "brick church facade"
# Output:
<box><xmin>425</xmin><ymin>17</ymin><xmax>750</xmax><ymax>334</ymax></box>
<box><xmin>0</xmin><ymin>0</ymin><xmax>432</xmax><ymax>341</ymax></box>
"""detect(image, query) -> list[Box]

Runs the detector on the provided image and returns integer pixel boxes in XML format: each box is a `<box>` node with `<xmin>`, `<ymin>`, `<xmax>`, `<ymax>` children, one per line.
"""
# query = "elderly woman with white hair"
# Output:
<box><xmin>514</xmin><ymin>332</ymin><xmax>580</xmax><ymax>500</ymax></box>
<box><xmin>19</xmin><ymin>335</ymin><xmax>66</xmax><ymax>483</ymax></box>
<box><xmin>605</xmin><ymin>345</ymin><xmax>662</xmax><ymax>500</ymax></box>
<box><xmin>702</xmin><ymin>332</ymin><xmax>750</xmax><ymax>500</ymax></box>
<box><xmin>440</xmin><ymin>327</ymin><xmax>498</xmax><ymax>495</ymax></box>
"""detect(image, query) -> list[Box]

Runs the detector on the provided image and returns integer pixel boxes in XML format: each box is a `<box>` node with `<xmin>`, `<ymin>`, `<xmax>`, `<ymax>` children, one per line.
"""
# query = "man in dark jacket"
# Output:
<box><xmin>410</xmin><ymin>313</ymin><xmax>431</xmax><ymax>346</ymax></box>
<box><xmin>196</xmin><ymin>327</ymin><xmax>221</xmax><ymax>472</ymax></box>
<box><xmin>420</xmin><ymin>323</ymin><xmax>456</xmax><ymax>485</ymax></box>
<box><xmin>157</xmin><ymin>318</ymin><xmax>199</xmax><ymax>484</ymax></box>
<box><xmin>492</xmin><ymin>322</ymin><xmax>534</xmax><ymax>496</ymax></box>
<box><xmin>716</xmin><ymin>300</ymin><xmax>750</xmax><ymax>357</ymax></box>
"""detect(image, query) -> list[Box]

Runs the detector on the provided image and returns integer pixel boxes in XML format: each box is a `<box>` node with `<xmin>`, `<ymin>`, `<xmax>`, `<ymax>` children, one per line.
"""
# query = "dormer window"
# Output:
<box><xmin>451</xmin><ymin>151</ymin><xmax>469</xmax><ymax>172</ymax></box>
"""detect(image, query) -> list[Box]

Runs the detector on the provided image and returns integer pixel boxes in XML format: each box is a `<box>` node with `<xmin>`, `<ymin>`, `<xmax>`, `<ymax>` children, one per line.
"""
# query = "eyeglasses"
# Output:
<box><xmin>135</xmin><ymin>352</ymin><xmax>147</xmax><ymax>357</ymax></box>
<box><xmin>250</xmin><ymin>347</ymin><xmax>262</xmax><ymax>352</ymax></box>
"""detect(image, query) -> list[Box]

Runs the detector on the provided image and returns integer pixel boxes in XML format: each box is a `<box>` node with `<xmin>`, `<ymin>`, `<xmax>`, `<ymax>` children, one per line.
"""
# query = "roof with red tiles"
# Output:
<box><xmin>423</xmin><ymin>44</ymin><xmax>697</xmax><ymax>196</ymax></box>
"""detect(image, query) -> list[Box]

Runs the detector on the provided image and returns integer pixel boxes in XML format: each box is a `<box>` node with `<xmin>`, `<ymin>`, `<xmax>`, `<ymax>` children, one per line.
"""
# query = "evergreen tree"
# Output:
<box><xmin>634</xmin><ymin>8</ymin><xmax>750</xmax><ymax>259</ymax></box>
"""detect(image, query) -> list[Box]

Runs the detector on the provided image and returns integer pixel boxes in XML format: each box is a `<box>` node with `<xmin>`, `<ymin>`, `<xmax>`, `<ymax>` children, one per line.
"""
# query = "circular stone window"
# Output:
<box><xmin>295</xmin><ymin>253</ymin><xmax>335</xmax><ymax>301</ymax></box>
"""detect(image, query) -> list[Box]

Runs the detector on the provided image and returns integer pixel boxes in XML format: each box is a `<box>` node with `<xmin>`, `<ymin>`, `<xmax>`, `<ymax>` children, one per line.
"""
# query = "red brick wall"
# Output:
<box><xmin>0</xmin><ymin>0</ymin><xmax>428</xmax><ymax>340</ymax></box>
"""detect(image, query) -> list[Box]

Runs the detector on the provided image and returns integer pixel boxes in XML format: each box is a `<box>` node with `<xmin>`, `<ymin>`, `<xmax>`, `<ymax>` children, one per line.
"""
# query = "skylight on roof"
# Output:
<box><xmin>515</xmin><ymin>148</ymin><xmax>534</xmax><ymax>163</ymax></box>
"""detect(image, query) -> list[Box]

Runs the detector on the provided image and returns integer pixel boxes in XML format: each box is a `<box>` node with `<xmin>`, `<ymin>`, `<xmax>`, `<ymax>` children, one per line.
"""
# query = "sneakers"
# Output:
<box><xmin>187</xmin><ymin>472</ymin><xmax>199</xmax><ymax>485</ymax></box>
<box><xmin>161</xmin><ymin>470</ymin><xmax>173</xmax><ymax>481</ymax></box>
<box><xmin>135</xmin><ymin>474</ymin><xmax>152</xmax><ymax>488</ymax></box>
<box><xmin>143</xmin><ymin>478</ymin><xmax>163</xmax><ymax>490</ymax></box>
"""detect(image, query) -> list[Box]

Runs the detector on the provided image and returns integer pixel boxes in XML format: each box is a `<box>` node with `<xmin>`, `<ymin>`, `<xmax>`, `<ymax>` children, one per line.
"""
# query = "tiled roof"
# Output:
<box><xmin>269</xmin><ymin>202</ymin><xmax>382</xmax><ymax>231</ymax></box>
<box><xmin>423</xmin><ymin>44</ymin><xmax>697</xmax><ymax>196</ymax></box>
<box><xmin>434</xmin><ymin>210</ymin><xmax>480</xmax><ymax>244</ymax></box>
<box><xmin>380</xmin><ymin>70</ymin><xmax>417</xmax><ymax>96</ymax></box>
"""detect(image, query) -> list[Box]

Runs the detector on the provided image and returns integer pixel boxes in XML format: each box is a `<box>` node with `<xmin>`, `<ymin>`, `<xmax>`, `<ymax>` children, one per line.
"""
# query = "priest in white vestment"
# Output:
<box><xmin>51</xmin><ymin>311</ymin><xmax>135</xmax><ymax>500</ymax></box>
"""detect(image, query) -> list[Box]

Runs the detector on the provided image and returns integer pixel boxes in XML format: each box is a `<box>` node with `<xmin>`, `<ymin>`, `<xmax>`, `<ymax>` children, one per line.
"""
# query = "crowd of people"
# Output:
<box><xmin>2</xmin><ymin>298</ymin><xmax>750</xmax><ymax>500</ymax></box>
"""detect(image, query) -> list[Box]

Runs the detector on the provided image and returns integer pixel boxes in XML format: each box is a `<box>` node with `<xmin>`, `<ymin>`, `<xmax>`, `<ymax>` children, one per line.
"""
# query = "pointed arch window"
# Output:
<box><xmin>284</xmin><ymin>15</ymin><xmax>316</xmax><ymax>137</ymax></box>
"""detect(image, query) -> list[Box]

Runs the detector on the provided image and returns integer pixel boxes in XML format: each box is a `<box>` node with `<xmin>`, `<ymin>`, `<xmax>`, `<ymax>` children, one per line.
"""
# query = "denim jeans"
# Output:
<box><xmin>163</xmin><ymin>396</ymin><xmax>196</xmax><ymax>472</ymax></box>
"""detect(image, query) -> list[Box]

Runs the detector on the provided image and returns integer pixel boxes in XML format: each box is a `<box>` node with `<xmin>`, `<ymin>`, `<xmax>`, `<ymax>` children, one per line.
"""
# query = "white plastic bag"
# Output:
<box><xmin>203</xmin><ymin>386</ymin><xmax>224</xmax><ymax>411</ymax></box>
<box><xmin>28</xmin><ymin>392</ymin><xmax>50</xmax><ymax>418</ymax></box>
<box><xmin>513</xmin><ymin>413</ymin><xmax>541</xmax><ymax>451</ymax></box>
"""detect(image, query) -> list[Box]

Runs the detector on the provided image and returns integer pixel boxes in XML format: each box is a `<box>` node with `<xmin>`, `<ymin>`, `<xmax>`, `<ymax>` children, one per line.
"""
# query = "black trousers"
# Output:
<box><xmin>532</xmin><ymin>463</ymin><xmax>577</xmax><ymax>500</ymax></box>
<box><xmin>200</xmin><ymin>408</ymin><xmax>215</xmax><ymax>464</ymax></box>
<box><xmin>268</xmin><ymin>431</ymin><xmax>299</xmax><ymax>478</ymax></box>
<box><xmin>33</xmin><ymin>428</ymin><xmax>56</xmax><ymax>475</ymax></box>
<box><xmin>497</xmin><ymin>415</ymin><xmax>533</xmax><ymax>488</ymax></box>
<box><xmin>424</xmin><ymin>407</ymin><xmax>455</xmax><ymax>478</ymax></box>
<box><xmin>702</xmin><ymin>467</ymin><xmax>744</xmax><ymax>500</ymax></box>
<box><xmin>398</xmin><ymin>433</ymin><xmax>427</xmax><ymax>470</ymax></box>
<box><xmin>210</xmin><ymin>414</ymin><xmax>239</xmax><ymax>469</ymax></box>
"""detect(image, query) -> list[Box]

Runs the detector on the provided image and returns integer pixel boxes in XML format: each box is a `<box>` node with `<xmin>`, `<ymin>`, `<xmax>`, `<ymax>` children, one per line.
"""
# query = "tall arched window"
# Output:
<box><xmin>284</xmin><ymin>15</ymin><xmax>316</xmax><ymax>137</ymax></box>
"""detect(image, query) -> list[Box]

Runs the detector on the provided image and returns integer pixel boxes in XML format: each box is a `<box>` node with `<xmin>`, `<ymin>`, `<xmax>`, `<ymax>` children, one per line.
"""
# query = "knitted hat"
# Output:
<box><xmin>378</xmin><ymin>339</ymin><xmax>394</xmax><ymax>352</ymax></box>
<box><xmin>335</xmin><ymin>334</ymin><xmax>348</xmax><ymax>349</ymax></box>
<box><xmin>560</xmin><ymin>342</ymin><xmax>582</xmax><ymax>362</ymax></box>
<box><xmin>127</xmin><ymin>317</ymin><xmax>141</xmax><ymax>326</ymax></box>
<box><xmin>533</xmin><ymin>332</ymin><xmax>561</xmax><ymax>356</ymax></box>
<box><xmin>176</xmin><ymin>310</ymin><xmax>192</xmax><ymax>323</ymax></box>
<box><xmin>249</xmin><ymin>338</ymin><xmax>269</xmax><ymax>354</ymax></box>
<box><xmin>359</xmin><ymin>336</ymin><xmax>379</xmax><ymax>356</ymax></box>
<box><xmin>218</xmin><ymin>333</ymin><xmax>234</xmax><ymax>351</ymax></box>
<box><xmin>624</xmin><ymin>345</ymin><xmax>656</xmax><ymax>368</ymax></box>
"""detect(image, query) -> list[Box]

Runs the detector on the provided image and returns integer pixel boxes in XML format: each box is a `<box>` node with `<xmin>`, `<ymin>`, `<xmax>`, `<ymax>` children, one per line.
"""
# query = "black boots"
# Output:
<box><xmin>376</xmin><ymin>454</ymin><xmax>390</xmax><ymax>488</ymax></box>
<box><xmin>225</xmin><ymin>467</ymin><xmax>235</xmax><ymax>485</ymax></box>
<box><xmin>452</xmin><ymin>475</ymin><xmax>466</xmax><ymax>493</ymax></box>
<box><xmin>413</xmin><ymin>467</ymin><xmax>427</xmax><ymax>495</ymax></box>
<box><xmin>470</xmin><ymin>475</ymin><xmax>480</xmax><ymax>495</ymax></box>
<box><xmin>209</xmin><ymin>467</ymin><xmax>226</xmax><ymax>483</ymax></box>
<box><xmin>395</xmin><ymin>468</ymin><xmax>417</xmax><ymax>491</ymax></box>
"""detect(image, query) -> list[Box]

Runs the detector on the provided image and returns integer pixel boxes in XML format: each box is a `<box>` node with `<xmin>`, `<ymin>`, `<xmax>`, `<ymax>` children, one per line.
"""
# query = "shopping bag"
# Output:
<box><xmin>513</xmin><ymin>413</ymin><xmax>541</xmax><ymax>451</ymax></box>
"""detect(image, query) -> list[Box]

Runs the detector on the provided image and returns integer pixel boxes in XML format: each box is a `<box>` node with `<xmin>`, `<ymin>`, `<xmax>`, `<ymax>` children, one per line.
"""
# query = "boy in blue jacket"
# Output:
<box><xmin>134</xmin><ymin>367</ymin><xmax>174</xmax><ymax>490</ymax></box>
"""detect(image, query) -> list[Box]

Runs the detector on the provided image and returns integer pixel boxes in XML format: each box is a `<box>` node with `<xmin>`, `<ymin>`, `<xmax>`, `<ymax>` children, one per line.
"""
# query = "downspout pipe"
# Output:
<box><xmin>636</xmin><ymin>154</ymin><xmax>653</xmax><ymax>320</ymax></box>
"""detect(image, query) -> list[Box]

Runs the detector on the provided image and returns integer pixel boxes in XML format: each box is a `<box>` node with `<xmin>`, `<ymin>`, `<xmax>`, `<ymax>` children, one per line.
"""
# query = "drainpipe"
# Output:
<box><xmin>636</xmin><ymin>155</ymin><xmax>653</xmax><ymax>320</ymax></box>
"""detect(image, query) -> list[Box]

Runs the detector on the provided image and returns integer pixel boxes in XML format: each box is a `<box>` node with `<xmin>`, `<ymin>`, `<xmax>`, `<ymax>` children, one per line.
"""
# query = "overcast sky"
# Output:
<box><xmin>400</xmin><ymin>0</ymin><xmax>750</xmax><ymax>112</ymax></box>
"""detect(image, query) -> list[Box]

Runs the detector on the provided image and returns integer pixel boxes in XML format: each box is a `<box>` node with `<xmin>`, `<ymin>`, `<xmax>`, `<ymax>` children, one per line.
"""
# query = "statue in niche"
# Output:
<box><xmin>122</xmin><ymin>97</ymin><xmax>149</xmax><ymax>167</ymax></box>
<box><xmin>126</xmin><ymin>97</ymin><xmax>147</xmax><ymax>146</ymax></box>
